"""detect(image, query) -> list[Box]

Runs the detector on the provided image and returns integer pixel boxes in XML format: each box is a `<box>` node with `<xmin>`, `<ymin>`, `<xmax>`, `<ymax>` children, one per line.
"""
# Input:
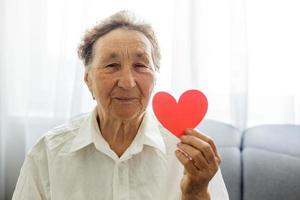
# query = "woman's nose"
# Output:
<box><xmin>117</xmin><ymin>67</ymin><xmax>136</xmax><ymax>89</ymax></box>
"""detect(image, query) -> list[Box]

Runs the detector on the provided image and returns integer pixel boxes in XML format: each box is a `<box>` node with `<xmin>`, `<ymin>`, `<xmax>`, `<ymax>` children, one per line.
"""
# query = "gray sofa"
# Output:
<box><xmin>198</xmin><ymin>120</ymin><xmax>300</xmax><ymax>200</ymax></box>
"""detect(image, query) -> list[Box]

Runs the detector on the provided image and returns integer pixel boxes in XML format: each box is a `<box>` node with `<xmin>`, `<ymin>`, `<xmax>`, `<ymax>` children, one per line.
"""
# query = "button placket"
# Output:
<box><xmin>113</xmin><ymin>161</ymin><xmax>129</xmax><ymax>200</ymax></box>
<box><xmin>112</xmin><ymin>162</ymin><xmax>119</xmax><ymax>200</ymax></box>
<box><xmin>117</xmin><ymin>161</ymin><xmax>129</xmax><ymax>200</ymax></box>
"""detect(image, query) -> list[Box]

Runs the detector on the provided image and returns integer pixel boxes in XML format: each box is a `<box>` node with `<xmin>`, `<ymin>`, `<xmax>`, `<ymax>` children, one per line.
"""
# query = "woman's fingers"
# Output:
<box><xmin>183</xmin><ymin>129</ymin><xmax>221</xmax><ymax>164</ymax></box>
<box><xmin>177</xmin><ymin>142</ymin><xmax>209</xmax><ymax>169</ymax></box>
<box><xmin>175</xmin><ymin>149</ymin><xmax>198</xmax><ymax>175</ymax></box>
<box><xmin>179</xmin><ymin>136</ymin><xmax>215</xmax><ymax>165</ymax></box>
<box><xmin>175</xmin><ymin>129</ymin><xmax>222</xmax><ymax>197</ymax></box>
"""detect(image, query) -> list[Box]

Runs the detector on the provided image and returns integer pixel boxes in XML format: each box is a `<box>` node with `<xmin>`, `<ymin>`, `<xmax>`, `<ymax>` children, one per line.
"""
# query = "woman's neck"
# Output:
<box><xmin>96</xmin><ymin>111</ymin><xmax>144</xmax><ymax>157</ymax></box>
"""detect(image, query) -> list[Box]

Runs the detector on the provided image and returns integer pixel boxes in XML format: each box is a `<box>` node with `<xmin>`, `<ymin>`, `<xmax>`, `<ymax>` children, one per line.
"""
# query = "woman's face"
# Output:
<box><xmin>85</xmin><ymin>28</ymin><xmax>156</xmax><ymax>121</ymax></box>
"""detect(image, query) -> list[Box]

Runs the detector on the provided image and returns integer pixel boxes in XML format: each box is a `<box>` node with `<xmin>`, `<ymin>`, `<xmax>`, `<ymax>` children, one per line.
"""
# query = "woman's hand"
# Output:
<box><xmin>175</xmin><ymin>129</ymin><xmax>221</xmax><ymax>200</ymax></box>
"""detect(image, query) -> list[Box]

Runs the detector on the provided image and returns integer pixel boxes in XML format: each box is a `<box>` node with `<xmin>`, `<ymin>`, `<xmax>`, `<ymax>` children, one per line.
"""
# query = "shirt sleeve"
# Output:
<box><xmin>12</xmin><ymin>143</ymin><xmax>50</xmax><ymax>200</ymax></box>
<box><xmin>208</xmin><ymin>168</ymin><xmax>230</xmax><ymax>200</ymax></box>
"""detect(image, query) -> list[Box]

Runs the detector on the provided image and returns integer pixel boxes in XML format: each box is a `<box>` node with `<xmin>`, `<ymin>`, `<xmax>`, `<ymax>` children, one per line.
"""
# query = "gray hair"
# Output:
<box><xmin>77</xmin><ymin>10</ymin><xmax>161</xmax><ymax>71</ymax></box>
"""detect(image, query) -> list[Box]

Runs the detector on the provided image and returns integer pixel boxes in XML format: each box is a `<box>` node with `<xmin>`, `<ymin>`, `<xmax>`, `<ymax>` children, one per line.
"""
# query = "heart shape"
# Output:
<box><xmin>152</xmin><ymin>90</ymin><xmax>208</xmax><ymax>137</ymax></box>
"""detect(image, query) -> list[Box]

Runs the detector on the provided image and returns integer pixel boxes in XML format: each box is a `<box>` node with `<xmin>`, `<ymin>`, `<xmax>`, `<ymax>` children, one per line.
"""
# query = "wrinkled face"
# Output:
<box><xmin>85</xmin><ymin>28</ymin><xmax>156</xmax><ymax>121</ymax></box>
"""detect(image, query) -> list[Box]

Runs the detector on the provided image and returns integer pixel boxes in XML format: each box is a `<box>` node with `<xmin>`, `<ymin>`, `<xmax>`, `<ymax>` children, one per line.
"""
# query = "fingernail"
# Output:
<box><xmin>185</xmin><ymin>129</ymin><xmax>192</xmax><ymax>134</ymax></box>
<box><xmin>180</xmin><ymin>135</ymin><xmax>187</xmax><ymax>140</ymax></box>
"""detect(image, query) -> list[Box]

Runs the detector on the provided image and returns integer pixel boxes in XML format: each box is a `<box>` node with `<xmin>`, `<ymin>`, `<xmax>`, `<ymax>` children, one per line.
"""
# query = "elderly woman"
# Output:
<box><xmin>13</xmin><ymin>11</ymin><xmax>228</xmax><ymax>200</ymax></box>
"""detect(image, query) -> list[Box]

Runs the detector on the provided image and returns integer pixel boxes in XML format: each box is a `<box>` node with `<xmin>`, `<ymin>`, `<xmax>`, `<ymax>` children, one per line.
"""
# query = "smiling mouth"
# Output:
<box><xmin>112</xmin><ymin>97</ymin><xmax>139</xmax><ymax>103</ymax></box>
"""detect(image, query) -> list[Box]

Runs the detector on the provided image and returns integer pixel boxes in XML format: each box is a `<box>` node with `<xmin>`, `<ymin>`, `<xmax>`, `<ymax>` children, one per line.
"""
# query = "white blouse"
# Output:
<box><xmin>12</xmin><ymin>108</ymin><xmax>229</xmax><ymax>200</ymax></box>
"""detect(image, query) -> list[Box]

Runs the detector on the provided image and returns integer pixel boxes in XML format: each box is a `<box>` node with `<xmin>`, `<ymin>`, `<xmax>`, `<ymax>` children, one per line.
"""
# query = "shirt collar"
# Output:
<box><xmin>68</xmin><ymin>107</ymin><xmax>166</xmax><ymax>158</ymax></box>
<box><xmin>68</xmin><ymin>108</ymin><xmax>98</xmax><ymax>153</ymax></box>
<box><xmin>137</xmin><ymin>111</ymin><xmax>166</xmax><ymax>154</ymax></box>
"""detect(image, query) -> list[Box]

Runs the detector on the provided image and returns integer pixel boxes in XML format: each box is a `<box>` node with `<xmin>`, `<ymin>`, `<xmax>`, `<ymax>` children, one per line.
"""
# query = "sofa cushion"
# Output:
<box><xmin>242</xmin><ymin>125</ymin><xmax>300</xmax><ymax>200</ymax></box>
<box><xmin>198</xmin><ymin>119</ymin><xmax>242</xmax><ymax>200</ymax></box>
<box><xmin>219</xmin><ymin>148</ymin><xmax>242</xmax><ymax>200</ymax></box>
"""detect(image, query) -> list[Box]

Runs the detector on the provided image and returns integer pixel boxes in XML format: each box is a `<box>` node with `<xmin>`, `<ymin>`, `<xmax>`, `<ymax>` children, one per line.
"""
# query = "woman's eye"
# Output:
<box><xmin>135</xmin><ymin>63</ymin><xmax>147</xmax><ymax>68</ymax></box>
<box><xmin>106</xmin><ymin>63</ymin><xmax>119</xmax><ymax>68</ymax></box>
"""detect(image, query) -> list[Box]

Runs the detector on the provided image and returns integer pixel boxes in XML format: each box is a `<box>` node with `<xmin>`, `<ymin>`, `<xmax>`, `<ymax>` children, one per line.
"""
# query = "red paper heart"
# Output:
<box><xmin>152</xmin><ymin>90</ymin><xmax>208</xmax><ymax>137</ymax></box>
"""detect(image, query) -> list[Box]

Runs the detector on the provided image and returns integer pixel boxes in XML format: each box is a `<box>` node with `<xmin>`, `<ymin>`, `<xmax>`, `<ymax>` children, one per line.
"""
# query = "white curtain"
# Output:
<box><xmin>1</xmin><ymin>0</ymin><xmax>300</xmax><ymax>199</ymax></box>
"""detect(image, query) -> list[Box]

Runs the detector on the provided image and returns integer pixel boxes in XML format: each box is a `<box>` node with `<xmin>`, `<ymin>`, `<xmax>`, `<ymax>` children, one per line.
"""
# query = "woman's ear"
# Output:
<box><xmin>84</xmin><ymin>71</ymin><xmax>95</xmax><ymax>100</ymax></box>
<box><xmin>84</xmin><ymin>71</ymin><xmax>92</xmax><ymax>91</ymax></box>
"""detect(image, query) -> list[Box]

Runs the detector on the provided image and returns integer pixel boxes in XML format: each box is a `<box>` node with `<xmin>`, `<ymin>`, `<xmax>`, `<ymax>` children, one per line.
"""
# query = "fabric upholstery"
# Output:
<box><xmin>198</xmin><ymin>119</ymin><xmax>242</xmax><ymax>200</ymax></box>
<box><xmin>242</xmin><ymin>125</ymin><xmax>300</xmax><ymax>200</ymax></box>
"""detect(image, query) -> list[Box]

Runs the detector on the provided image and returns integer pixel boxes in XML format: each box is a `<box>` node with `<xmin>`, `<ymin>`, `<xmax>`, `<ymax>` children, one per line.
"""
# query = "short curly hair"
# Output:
<box><xmin>77</xmin><ymin>10</ymin><xmax>161</xmax><ymax>71</ymax></box>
